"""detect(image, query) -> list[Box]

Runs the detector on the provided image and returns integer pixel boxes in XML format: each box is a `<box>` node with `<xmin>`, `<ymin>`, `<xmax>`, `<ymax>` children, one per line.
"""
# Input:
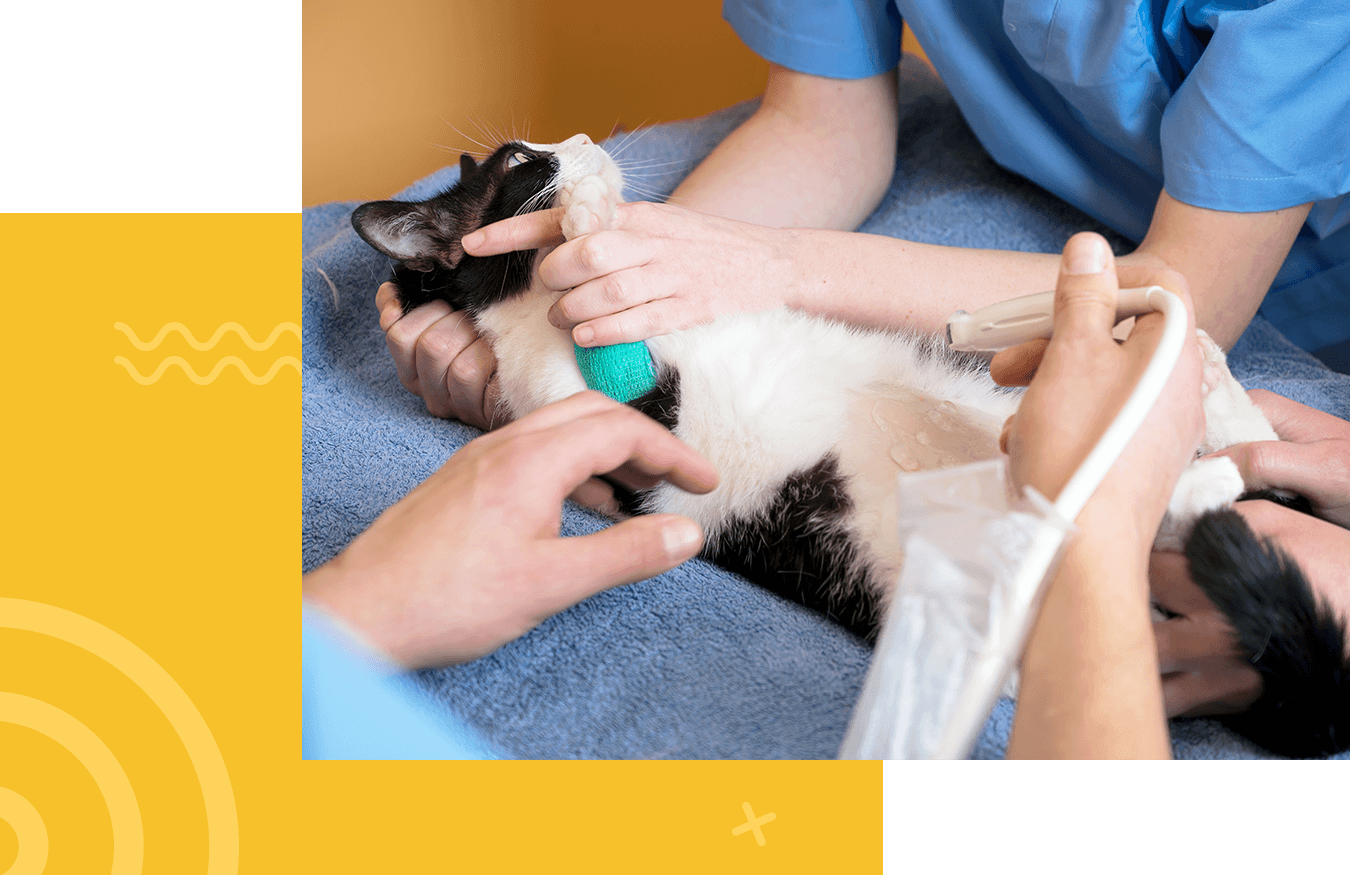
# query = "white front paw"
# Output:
<box><xmin>1154</xmin><ymin>455</ymin><xmax>1246</xmax><ymax>551</ymax></box>
<box><xmin>560</xmin><ymin>175</ymin><xmax>619</xmax><ymax>241</ymax></box>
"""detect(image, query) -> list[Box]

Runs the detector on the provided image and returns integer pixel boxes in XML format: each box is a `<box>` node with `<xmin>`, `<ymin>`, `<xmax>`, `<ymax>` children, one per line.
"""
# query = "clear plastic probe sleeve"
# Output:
<box><xmin>838</xmin><ymin>457</ymin><xmax>1075</xmax><ymax>760</ymax></box>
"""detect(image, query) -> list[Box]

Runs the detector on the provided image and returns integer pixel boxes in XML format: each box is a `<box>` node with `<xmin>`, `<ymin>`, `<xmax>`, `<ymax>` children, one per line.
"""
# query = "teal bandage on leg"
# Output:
<box><xmin>574</xmin><ymin>341</ymin><xmax>657</xmax><ymax>403</ymax></box>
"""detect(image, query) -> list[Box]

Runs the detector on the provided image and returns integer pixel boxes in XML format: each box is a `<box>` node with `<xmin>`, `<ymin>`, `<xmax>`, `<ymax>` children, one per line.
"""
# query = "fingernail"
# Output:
<box><xmin>463</xmin><ymin>230</ymin><xmax>484</xmax><ymax>251</ymax></box>
<box><xmin>1064</xmin><ymin>235</ymin><xmax>1109</xmax><ymax>275</ymax></box>
<box><xmin>574</xmin><ymin>325</ymin><xmax>595</xmax><ymax>346</ymax></box>
<box><xmin>663</xmin><ymin>519</ymin><xmax>703</xmax><ymax>560</ymax></box>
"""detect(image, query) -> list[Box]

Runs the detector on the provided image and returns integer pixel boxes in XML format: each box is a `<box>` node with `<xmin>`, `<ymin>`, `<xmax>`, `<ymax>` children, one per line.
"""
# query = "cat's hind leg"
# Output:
<box><xmin>1195</xmin><ymin>330</ymin><xmax>1278</xmax><ymax>453</ymax></box>
<box><xmin>1153</xmin><ymin>330</ymin><xmax>1279</xmax><ymax>550</ymax></box>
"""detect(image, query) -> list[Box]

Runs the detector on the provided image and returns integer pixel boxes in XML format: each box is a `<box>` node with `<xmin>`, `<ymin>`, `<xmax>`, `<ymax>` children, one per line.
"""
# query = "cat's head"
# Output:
<box><xmin>351</xmin><ymin>134</ymin><xmax>620</xmax><ymax>314</ymax></box>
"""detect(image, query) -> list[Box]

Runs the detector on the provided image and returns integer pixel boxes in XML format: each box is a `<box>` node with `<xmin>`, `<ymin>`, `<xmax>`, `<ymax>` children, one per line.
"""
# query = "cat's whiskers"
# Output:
<box><xmin>467</xmin><ymin>115</ymin><xmax>510</xmax><ymax>152</ymax></box>
<box><xmin>438</xmin><ymin>115</ymin><xmax>497</xmax><ymax>156</ymax></box>
<box><xmin>606</xmin><ymin>119</ymin><xmax>654</xmax><ymax>159</ymax></box>
<box><xmin>618</xmin><ymin>178</ymin><xmax>679</xmax><ymax>201</ymax></box>
<box><xmin>620</xmin><ymin>186</ymin><xmax>670</xmax><ymax>203</ymax></box>
<box><xmin>469</xmin><ymin>114</ymin><xmax>495</xmax><ymax>142</ymax></box>
<box><xmin>514</xmin><ymin>180</ymin><xmax>562</xmax><ymax>219</ymax></box>
<box><xmin>480</xmin><ymin>118</ymin><xmax>510</xmax><ymax>148</ymax></box>
<box><xmin>613</xmin><ymin>156</ymin><xmax>689</xmax><ymax>168</ymax></box>
<box><xmin>430</xmin><ymin>142</ymin><xmax>489</xmax><ymax>158</ymax></box>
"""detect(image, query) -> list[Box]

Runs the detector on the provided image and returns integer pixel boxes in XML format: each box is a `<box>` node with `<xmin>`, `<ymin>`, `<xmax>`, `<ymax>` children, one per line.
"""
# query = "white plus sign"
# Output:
<box><xmin>731</xmin><ymin>801</ymin><xmax>776</xmax><ymax>846</ymax></box>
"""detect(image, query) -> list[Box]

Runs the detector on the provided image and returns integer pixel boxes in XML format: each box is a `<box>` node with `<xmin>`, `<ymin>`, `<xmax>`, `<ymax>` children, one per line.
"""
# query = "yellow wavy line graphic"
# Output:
<box><xmin>114</xmin><ymin>321</ymin><xmax>300</xmax><ymax>351</ymax></box>
<box><xmin>113</xmin><ymin>355</ymin><xmax>301</xmax><ymax>385</ymax></box>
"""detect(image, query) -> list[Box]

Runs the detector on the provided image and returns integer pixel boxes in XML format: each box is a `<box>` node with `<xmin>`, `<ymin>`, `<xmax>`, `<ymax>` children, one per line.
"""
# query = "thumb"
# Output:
<box><xmin>1212</xmin><ymin>440</ymin><xmax>1307</xmax><ymax>496</ymax></box>
<box><xmin>1052</xmin><ymin>232</ymin><xmax>1120</xmax><ymax>341</ymax></box>
<box><xmin>548</xmin><ymin>514</ymin><xmax>704</xmax><ymax>602</ymax></box>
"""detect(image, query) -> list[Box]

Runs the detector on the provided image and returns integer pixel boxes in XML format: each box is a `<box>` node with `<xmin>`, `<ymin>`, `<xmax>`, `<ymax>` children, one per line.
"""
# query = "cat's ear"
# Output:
<box><xmin>460</xmin><ymin>153</ymin><xmax>478</xmax><ymax>179</ymax></box>
<box><xmin>351</xmin><ymin>200</ymin><xmax>460</xmax><ymax>271</ymax></box>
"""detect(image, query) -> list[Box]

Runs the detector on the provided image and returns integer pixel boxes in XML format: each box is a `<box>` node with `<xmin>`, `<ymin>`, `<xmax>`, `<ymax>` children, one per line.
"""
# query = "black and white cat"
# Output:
<box><xmin>352</xmin><ymin>136</ymin><xmax>1347</xmax><ymax>757</ymax></box>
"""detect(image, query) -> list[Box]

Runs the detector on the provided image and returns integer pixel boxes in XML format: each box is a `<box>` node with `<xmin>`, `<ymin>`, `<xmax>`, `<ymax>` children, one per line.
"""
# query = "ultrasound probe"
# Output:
<box><xmin>842</xmin><ymin>284</ymin><xmax>1189</xmax><ymax>759</ymax></box>
<box><xmin>945</xmin><ymin>286</ymin><xmax>1161</xmax><ymax>353</ymax></box>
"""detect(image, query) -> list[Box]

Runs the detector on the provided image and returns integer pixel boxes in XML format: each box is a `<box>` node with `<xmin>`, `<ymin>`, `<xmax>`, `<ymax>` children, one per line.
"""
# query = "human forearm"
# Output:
<box><xmin>671</xmin><ymin>64</ymin><xmax>898</xmax><ymax>231</ymax></box>
<box><xmin>1125</xmin><ymin>191</ymin><xmax>1311</xmax><ymax>349</ymax></box>
<box><xmin>996</xmin><ymin>233</ymin><xmax>1201</xmax><ymax>758</ymax></box>
<box><xmin>779</xmin><ymin>188</ymin><xmax>1313</xmax><ymax>345</ymax></box>
<box><xmin>1008</xmin><ymin>507</ymin><xmax>1171</xmax><ymax>759</ymax></box>
<box><xmin>780</xmin><ymin>229</ymin><xmax>1062</xmax><ymax>334</ymax></box>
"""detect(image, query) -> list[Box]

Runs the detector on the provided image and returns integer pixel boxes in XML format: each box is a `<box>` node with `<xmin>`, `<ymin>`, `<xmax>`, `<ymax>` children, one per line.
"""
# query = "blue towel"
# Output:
<box><xmin>302</xmin><ymin>56</ymin><xmax>1350</xmax><ymax>759</ymax></box>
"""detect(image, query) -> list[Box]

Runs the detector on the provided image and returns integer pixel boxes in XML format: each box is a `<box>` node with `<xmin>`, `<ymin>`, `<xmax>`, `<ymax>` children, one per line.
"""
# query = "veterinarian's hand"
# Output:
<box><xmin>376</xmin><ymin>282</ymin><xmax>504</xmax><ymax>430</ymax></box>
<box><xmin>994</xmin><ymin>232</ymin><xmax>1205</xmax><ymax>541</ymax></box>
<box><xmin>463</xmin><ymin>202</ymin><xmax>794</xmax><ymax>346</ymax></box>
<box><xmin>303</xmin><ymin>392</ymin><xmax>719</xmax><ymax>668</ymax></box>
<box><xmin>1148</xmin><ymin>550</ymin><xmax>1263</xmax><ymax>717</ymax></box>
<box><xmin>1004</xmin><ymin>234</ymin><xmax>1204</xmax><ymax>758</ymax></box>
<box><xmin>1209</xmin><ymin>389</ymin><xmax>1350</xmax><ymax>528</ymax></box>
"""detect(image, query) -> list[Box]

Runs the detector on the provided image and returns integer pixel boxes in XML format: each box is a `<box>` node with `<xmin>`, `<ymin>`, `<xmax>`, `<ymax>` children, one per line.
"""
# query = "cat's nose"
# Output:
<box><xmin>565</xmin><ymin>133</ymin><xmax>593</xmax><ymax>147</ymax></box>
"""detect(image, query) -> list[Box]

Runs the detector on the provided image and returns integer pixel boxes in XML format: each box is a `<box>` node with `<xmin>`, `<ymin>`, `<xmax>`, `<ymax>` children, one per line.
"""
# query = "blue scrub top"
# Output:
<box><xmin>722</xmin><ymin>0</ymin><xmax>1350</xmax><ymax>355</ymax></box>
<box><xmin>302</xmin><ymin>607</ymin><xmax>497</xmax><ymax>759</ymax></box>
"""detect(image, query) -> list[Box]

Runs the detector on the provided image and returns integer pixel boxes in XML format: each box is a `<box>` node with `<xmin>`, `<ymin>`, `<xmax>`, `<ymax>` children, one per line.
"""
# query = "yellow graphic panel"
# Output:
<box><xmin>1</xmin><ymin>213</ymin><xmax>293</xmax><ymax>874</ymax></box>
<box><xmin>0</xmin><ymin>213</ymin><xmax>880</xmax><ymax>873</ymax></box>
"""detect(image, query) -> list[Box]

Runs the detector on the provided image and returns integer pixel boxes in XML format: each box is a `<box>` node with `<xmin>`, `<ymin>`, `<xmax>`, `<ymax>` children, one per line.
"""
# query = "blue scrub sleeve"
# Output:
<box><xmin>302</xmin><ymin>607</ymin><xmax>498</xmax><ymax>759</ymax></box>
<box><xmin>722</xmin><ymin>0</ymin><xmax>903</xmax><ymax>79</ymax></box>
<box><xmin>1160</xmin><ymin>3</ymin><xmax>1350</xmax><ymax>213</ymax></box>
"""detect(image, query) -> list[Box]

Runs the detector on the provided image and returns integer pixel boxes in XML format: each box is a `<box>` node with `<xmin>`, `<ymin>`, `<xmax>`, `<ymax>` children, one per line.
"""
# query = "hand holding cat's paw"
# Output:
<box><xmin>1210</xmin><ymin>389</ymin><xmax>1350</xmax><ymax>528</ymax></box>
<box><xmin>473</xmin><ymin>196</ymin><xmax>791</xmax><ymax>346</ymax></box>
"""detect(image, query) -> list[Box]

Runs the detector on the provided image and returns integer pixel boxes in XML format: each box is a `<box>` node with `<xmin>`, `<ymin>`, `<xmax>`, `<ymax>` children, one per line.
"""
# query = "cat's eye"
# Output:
<box><xmin>507</xmin><ymin>151</ymin><xmax>532</xmax><ymax>168</ymax></box>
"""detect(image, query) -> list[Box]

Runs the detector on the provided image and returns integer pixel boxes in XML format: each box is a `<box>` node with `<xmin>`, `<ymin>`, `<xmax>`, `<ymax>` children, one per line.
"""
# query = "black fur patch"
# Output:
<box><xmin>1184</xmin><ymin>506</ymin><xmax>1350</xmax><ymax>758</ymax></box>
<box><xmin>705</xmin><ymin>456</ymin><xmax>880</xmax><ymax>642</ymax></box>
<box><xmin>610</xmin><ymin>366</ymin><xmax>681</xmax><ymax>517</ymax></box>
<box><xmin>1240</xmin><ymin>488</ymin><xmax>1314</xmax><ymax>517</ymax></box>
<box><xmin>628</xmin><ymin>364</ymin><xmax>680</xmax><ymax>432</ymax></box>
<box><xmin>351</xmin><ymin>142</ymin><xmax>558</xmax><ymax>314</ymax></box>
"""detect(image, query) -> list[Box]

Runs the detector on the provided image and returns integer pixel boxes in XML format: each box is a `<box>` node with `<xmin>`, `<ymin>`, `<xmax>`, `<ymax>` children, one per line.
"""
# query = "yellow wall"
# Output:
<box><xmin>304</xmin><ymin>1</ymin><xmax>770</xmax><ymax>205</ymax></box>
